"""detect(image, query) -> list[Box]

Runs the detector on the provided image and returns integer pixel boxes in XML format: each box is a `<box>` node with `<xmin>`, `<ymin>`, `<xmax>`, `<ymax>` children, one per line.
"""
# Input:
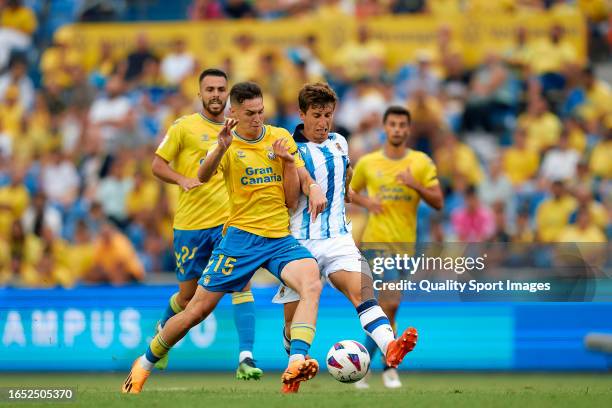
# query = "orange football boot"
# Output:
<box><xmin>385</xmin><ymin>327</ymin><xmax>418</xmax><ymax>368</ymax></box>
<box><xmin>280</xmin><ymin>358</ymin><xmax>319</xmax><ymax>394</ymax></box>
<box><xmin>121</xmin><ymin>358</ymin><xmax>151</xmax><ymax>394</ymax></box>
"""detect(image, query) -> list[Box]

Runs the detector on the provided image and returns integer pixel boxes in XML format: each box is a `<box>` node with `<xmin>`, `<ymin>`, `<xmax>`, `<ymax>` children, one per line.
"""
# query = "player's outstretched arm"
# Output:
<box><xmin>198</xmin><ymin>145</ymin><xmax>226</xmax><ymax>182</ymax></box>
<box><xmin>297</xmin><ymin>167</ymin><xmax>327</xmax><ymax>221</ymax></box>
<box><xmin>198</xmin><ymin>119</ymin><xmax>237</xmax><ymax>182</ymax></box>
<box><xmin>273</xmin><ymin>138</ymin><xmax>300</xmax><ymax>210</ymax></box>
<box><xmin>152</xmin><ymin>155</ymin><xmax>202</xmax><ymax>192</ymax></box>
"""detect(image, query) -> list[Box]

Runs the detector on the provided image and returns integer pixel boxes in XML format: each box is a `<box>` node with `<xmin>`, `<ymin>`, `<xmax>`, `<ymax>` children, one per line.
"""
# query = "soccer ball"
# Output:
<box><xmin>326</xmin><ymin>340</ymin><xmax>370</xmax><ymax>383</ymax></box>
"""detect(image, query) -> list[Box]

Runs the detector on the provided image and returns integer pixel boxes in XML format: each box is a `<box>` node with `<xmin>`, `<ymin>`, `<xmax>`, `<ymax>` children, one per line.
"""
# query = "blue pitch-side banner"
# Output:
<box><xmin>0</xmin><ymin>285</ymin><xmax>611</xmax><ymax>371</ymax></box>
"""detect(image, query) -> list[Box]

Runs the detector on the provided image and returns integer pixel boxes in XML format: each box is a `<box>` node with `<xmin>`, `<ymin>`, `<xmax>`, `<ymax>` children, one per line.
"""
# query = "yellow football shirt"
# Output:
<box><xmin>530</xmin><ymin>40</ymin><xmax>579</xmax><ymax>74</ymax></box>
<box><xmin>503</xmin><ymin>147</ymin><xmax>539</xmax><ymax>186</ymax></box>
<box><xmin>156</xmin><ymin>113</ymin><xmax>229</xmax><ymax>230</ymax></box>
<box><xmin>434</xmin><ymin>142</ymin><xmax>483</xmax><ymax>186</ymax></box>
<box><xmin>1</xmin><ymin>6</ymin><xmax>37</xmax><ymax>35</ymax></box>
<box><xmin>590</xmin><ymin>139</ymin><xmax>612</xmax><ymax>178</ymax></box>
<box><xmin>0</xmin><ymin>184</ymin><xmax>30</xmax><ymax>239</ymax></box>
<box><xmin>351</xmin><ymin>149</ymin><xmax>439</xmax><ymax>243</ymax></box>
<box><xmin>210</xmin><ymin>125</ymin><xmax>304</xmax><ymax>238</ymax></box>
<box><xmin>518</xmin><ymin>112</ymin><xmax>562</xmax><ymax>153</ymax></box>
<box><xmin>559</xmin><ymin>225</ymin><xmax>607</xmax><ymax>243</ymax></box>
<box><xmin>535</xmin><ymin>196</ymin><xmax>578</xmax><ymax>242</ymax></box>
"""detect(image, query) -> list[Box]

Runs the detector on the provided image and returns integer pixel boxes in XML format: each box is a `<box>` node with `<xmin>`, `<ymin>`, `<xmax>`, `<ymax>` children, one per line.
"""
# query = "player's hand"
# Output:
<box><xmin>178</xmin><ymin>176</ymin><xmax>202</xmax><ymax>192</ymax></box>
<box><xmin>366</xmin><ymin>197</ymin><xmax>383</xmax><ymax>215</ymax></box>
<box><xmin>218</xmin><ymin>118</ymin><xmax>238</xmax><ymax>150</ymax></box>
<box><xmin>308</xmin><ymin>184</ymin><xmax>327</xmax><ymax>221</ymax></box>
<box><xmin>272</xmin><ymin>138</ymin><xmax>294</xmax><ymax>163</ymax></box>
<box><xmin>396</xmin><ymin>168</ymin><xmax>418</xmax><ymax>190</ymax></box>
<box><xmin>345</xmin><ymin>188</ymin><xmax>354</xmax><ymax>203</ymax></box>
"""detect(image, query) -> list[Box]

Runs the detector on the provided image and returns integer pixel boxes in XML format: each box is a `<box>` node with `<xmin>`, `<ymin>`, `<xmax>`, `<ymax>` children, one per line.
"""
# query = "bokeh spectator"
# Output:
<box><xmin>22</xmin><ymin>192</ymin><xmax>62</xmax><ymax>238</ymax></box>
<box><xmin>124</xmin><ymin>33</ymin><xmax>156</xmax><ymax>82</ymax></box>
<box><xmin>87</xmin><ymin>75</ymin><xmax>135</xmax><ymax>151</ymax></box>
<box><xmin>0</xmin><ymin>164</ymin><xmax>29</xmax><ymax>239</ymax></box>
<box><xmin>434</xmin><ymin>132</ymin><xmax>483</xmax><ymax>188</ymax></box>
<box><xmin>539</xmin><ymin>129</ymin><xmax>581</xmax><ymax>183</ymax></box>
<box><xmin>451</xmin><ymin>185</ymin><xmax>495</xmax><ymax>242</ymax></box>
<box><xmin>0</xmin><ymin>84</ymin><xmax>24</xmax><ymax>141</ymax></box>
<box><xmin>502</xmin><ymin>127</ymin><xmax>539</xmax><ymax>187</ymax></box>
<box><xmin>189</xmin><ymin>0</ymin><xmax>224</xmax><ymax>20</ymax></box>
<box><xmin>230</xmin><ymin>33</ymin><xmax>260</xmax><ymax>83</ymax></box>
<box><xmin>518</xmin><ymin>96</ymin><xmax>562</xmax><ymax>153</ymax></box>
<box><xmin>86</xmin><ymin>222</ymin><xmax>144</xmax><ymax>284</ymax></box>
<box><xmin>337</xmin><ymin>25</ymin><xmax>386</xmax><ymax>82</ymax></box>
<box><xmin>535</xmin><ymin>181</ymin><xmax>577</xmax><ymax>243</ymax></box>
<box><xmin>0</xmin><ymin>56</ymin><xmax>34</xmax><ymax>110</ymax></box>
<box><xmin>223</xmin><ymin>0</ymin><xmax>256</xmax><ymax>19</ymax></box>
<box><xmin>559</xmin><ymin>207</ymin><xmax>607</xmax><ymax>243</ymax></box>
<box><xmin>95</xmin><ymin>159</ymin><xmax>133</xmax><ymax>229</ymax></box>
<box><xmin>0</xmin><ymin>0</ymin><xmax>37</xmax><ymax>38</ymax></box>
<box><xmin>462</xmin><ymin>53</ymin><xmax>515</xmax><ymax>134</ymax></box>
<box><xmin>161</xmin><ymin>38</ymin><xmax>196</xmax><ymax>86</ymax></box>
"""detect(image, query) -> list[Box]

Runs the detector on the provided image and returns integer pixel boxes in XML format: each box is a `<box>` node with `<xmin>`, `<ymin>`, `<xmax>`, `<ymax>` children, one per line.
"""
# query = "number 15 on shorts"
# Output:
<box><xmin>204</xmin><ymin>254</ymin><xmax>237</xmax><ymax>275</ymax></box>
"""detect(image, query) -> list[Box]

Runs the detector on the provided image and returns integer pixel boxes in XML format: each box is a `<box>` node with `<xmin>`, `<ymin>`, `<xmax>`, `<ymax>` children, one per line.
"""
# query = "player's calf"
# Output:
<box><xmin>121</xmin><ymin>288</ymin><xmax>224</xmax><ymax>393</ymax></box>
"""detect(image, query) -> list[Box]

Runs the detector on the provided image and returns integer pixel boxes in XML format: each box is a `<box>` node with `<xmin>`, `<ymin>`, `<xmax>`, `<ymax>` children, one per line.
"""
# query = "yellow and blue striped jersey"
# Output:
<box><xmin>351</xmin><ymin>149</ymin><xmax>439</xmax><ymax>243</ymax></box>
<box><xmin>210</xmin><ymin>125</ymin><xmax>305</xmax><ymax>238</ymax></box>
<box><xmin>156</xmin><ymin>113</ymin><xmax>228</xmax><ymax>230</ymax></box>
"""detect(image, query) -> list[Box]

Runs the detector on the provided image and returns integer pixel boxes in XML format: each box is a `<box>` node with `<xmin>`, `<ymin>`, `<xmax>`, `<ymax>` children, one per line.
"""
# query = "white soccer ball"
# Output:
<box><xmin>326</xmin><ymin>340</ymin><xmax>371</xmax><ymax>383</ymax></box>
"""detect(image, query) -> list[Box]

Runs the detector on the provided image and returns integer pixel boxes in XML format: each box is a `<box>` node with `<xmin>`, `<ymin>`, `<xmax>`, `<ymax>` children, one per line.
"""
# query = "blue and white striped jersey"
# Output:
<box><xmin>290</xmin><ymin>125</ymin><xmax>351</xmax><ymax>239</ymax></box>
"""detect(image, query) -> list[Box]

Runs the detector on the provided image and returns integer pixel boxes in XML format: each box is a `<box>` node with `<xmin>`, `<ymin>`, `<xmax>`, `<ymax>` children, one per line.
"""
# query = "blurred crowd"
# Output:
<box><xmin>0</xmin><ymin>0</ymin><xmax>610</xmax><ymax>288</ymax></box>
<box><xmin>185</xmin><ymin>0</ymin><xmax>611</xmax><ymax>20</ymax></box>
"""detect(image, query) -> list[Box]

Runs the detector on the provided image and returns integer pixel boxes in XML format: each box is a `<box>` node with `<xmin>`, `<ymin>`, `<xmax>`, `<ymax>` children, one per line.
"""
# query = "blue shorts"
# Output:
<box><xmin>198</xmin><ymin>227</ymin><xmax>315</xmax><ymax>292</ymax></box>
<box><xmin>173</xmin><ymin>226</ymin><xmax>224</xmax><ymax>282</ymax></box>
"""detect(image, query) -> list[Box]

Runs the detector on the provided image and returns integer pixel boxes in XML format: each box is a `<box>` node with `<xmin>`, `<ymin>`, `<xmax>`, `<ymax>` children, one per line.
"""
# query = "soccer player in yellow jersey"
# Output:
<box><xmin>123</xmin><ymin>82</ymin><xmax>323</xmax><ymax>394</ymax></box>
<box><xmin>151</xmin><ymin>69</ymin><xmax>260</xmax><ymax>379</ymax></box>
<box><xmin>350</xmin><ymin>106</ymin><xmax>443</xmax><ymax>388</ymax></box>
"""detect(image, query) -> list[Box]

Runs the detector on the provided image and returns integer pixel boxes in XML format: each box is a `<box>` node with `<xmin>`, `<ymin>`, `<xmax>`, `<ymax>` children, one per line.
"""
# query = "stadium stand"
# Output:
<box><xmin>0</xmin><ymin>0</ymin><xmax>610</xmax><ymax>287</ymax></box>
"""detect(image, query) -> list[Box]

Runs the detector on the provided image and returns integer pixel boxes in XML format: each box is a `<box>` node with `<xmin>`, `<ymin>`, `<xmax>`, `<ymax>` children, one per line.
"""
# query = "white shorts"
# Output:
<box><xmin>272</xmin><ymin>234</ymin><xmax>371</xmax><ymax>304</ymax></box>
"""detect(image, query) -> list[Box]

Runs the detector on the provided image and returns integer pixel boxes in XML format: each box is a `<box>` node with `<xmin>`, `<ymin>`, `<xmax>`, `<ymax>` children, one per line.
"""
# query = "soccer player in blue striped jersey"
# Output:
<box><xmin>273</xmin><ymin>83</ymin><xmax>418</xmax><ymax>393</ymax></box>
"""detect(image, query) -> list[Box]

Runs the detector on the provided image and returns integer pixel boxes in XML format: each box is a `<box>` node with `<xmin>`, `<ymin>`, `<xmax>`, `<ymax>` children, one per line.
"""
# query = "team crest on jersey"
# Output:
<box><xmin>266</xmin><ymin>147</ymin><xmax>276</xmax><ymax>160</ymax></box>
<box><xmin>236</xmin><ymin>150</ymin><xmax>246</xmax><ymax>159</ymax></box>
<box><xmin>202</xmin><ymin>275</ymin><xmax>211</xmax><ymax>286</ymax></box>
<box><xmin>335</xmin><ymin>142</ymin><xmax>343</xmax><ymax>153</ymax></box>
<box><xmin>201</xmin><ymin>134</ymin><xmax>209</xmax><ymax>141</ymax></box>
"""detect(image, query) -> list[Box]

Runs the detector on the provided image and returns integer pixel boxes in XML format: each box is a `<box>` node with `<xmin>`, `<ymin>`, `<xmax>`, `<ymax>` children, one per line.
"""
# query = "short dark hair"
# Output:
<box><xmin>198</xmin><ymin>68</ymin><xmax>228</xmax><ymax>84</ymax></box>
<box><xmin>383</xmin><ymin>106</ymin><xmax>412</xmax><ymax>125</ymax></box>
<box><xmin>298</xmin><ymin>82</ymin><xmax>338</xmax><ymax>113</ymax></box>
<box><xmin>230</xmin><ymin>82</ymin><xmax>262</xmax><ymax>105</ymax></box>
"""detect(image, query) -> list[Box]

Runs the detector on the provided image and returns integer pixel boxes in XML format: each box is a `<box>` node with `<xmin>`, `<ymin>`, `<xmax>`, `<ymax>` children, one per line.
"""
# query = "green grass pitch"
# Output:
<box><xmin>0</xmin><ymin>372</ymin><xmax>610</xmax><ymax>407</ymax></box>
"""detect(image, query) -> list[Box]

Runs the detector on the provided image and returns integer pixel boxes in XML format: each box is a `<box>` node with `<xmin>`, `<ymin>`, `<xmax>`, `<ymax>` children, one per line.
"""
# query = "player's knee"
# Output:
<box><xmin>300</xmin><ymin>277</ymin><xmax>322</xmax><ymax>300</ymax></box>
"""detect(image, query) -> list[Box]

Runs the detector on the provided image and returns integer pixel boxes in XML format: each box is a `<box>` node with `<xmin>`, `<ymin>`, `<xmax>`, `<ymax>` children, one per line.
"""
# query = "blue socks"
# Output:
<box><xmin>232</xmin><ymin>291</ymin><xmax>256</xmax><ymax>361</ymax></box>
<box><xmin>159</xmin><ymin>293</ymin><xmax>183</xmax><ymax>328</ymax></box>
